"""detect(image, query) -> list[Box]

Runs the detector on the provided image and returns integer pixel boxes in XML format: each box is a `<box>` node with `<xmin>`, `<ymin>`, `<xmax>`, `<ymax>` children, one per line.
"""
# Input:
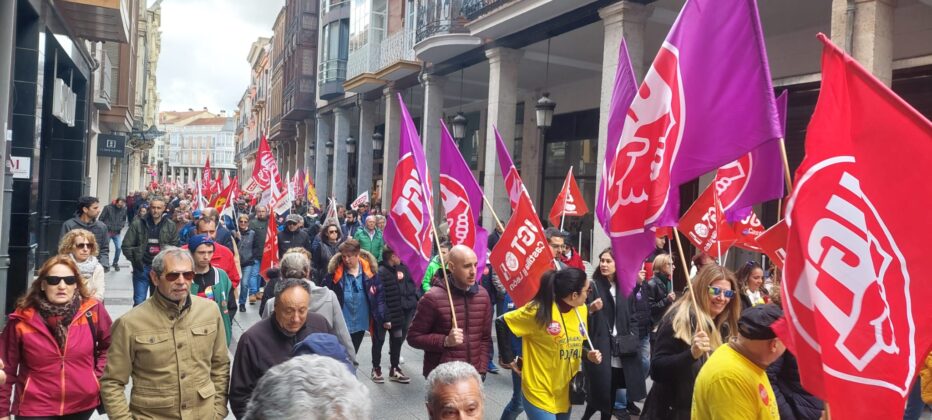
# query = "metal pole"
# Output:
<box><xmin>0</xmin><ymin>0</ymin><xmax>18</xmax><ymax>318</ymax></box>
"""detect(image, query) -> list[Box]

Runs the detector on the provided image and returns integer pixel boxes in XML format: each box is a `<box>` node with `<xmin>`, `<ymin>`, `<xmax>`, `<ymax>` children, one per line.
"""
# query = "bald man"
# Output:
<box><xmin>408</xmin><ymin>245</ymin><xmax>493</xmax><ymax>378</ymax></box>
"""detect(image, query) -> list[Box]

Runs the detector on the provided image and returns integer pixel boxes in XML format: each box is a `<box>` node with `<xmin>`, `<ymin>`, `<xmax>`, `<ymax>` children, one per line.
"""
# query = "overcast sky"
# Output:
<box><xmin>153</xmin><ymin>0</ymin><xmax>284</xmax><ymax>115</ymax></box>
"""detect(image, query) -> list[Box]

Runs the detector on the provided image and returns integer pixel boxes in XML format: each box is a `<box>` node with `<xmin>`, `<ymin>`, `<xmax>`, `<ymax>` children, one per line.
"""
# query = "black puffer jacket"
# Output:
<box><xmin>377</xmin><ymin>261</ymin><xmax>419</xmax><ymax>325</ymax></box>
<box><xmin>277</xmin><ymin>228</ymin><xmax>312</xmax><ymax>258</ymax></box>
<box><xmin>645</xmin><ymin>274</ymin><xmax>675</xmax><ymax>328</ymax></box>
<box><xmin>767</xmin><ymin>351</ymin><xmax>824</xmax><ymax>420</ymax></box>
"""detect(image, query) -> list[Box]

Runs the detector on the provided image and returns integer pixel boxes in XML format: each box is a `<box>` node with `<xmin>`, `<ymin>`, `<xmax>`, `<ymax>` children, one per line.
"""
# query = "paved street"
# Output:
<box><xmin>93</xmin><ymin>258</ymin><xmax>598</xmax><ymax>420</ymax></box>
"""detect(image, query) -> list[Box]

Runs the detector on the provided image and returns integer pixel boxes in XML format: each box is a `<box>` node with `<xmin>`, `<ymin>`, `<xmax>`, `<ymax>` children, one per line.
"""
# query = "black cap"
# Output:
<box><xmin>738</xmin><ymin>304</ymin><xmax>784</xmax><ymax>340</ymax></box>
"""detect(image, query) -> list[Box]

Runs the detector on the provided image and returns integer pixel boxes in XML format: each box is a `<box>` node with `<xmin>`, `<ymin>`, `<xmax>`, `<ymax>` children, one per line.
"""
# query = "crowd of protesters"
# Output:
<box><xmin>0</xmin><ymin>188</ymin><xmax>928</xmax><ymax>420</ymax></box>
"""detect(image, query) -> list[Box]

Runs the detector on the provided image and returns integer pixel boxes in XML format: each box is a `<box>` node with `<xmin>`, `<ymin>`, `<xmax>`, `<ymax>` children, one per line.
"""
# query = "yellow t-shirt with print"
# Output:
<box><xmin>504</xmin><ymin>302</ymin><xmax>587</xmax><ymax>414</ymax></box>
<box><xmin>692</xmin><ymin>343</ymin><xmax>780</xmax><ymax>420</ymax></box>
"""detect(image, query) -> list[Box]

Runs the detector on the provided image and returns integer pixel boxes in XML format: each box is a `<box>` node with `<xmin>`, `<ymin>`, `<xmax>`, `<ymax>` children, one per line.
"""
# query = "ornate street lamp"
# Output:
<box><xmin>372</xmin><ymin>132</ymin><xmax>384</xmax><ymax>151</ymax></box>
<box><xmin>325</xmin><ymin>139</ymin><xmax>334</xmax><ymax>157</ymax></box>
<box><xmin>451</xmin><ymin>112</ymin><xmax>468</xmax><ymax>141</ymax></box>
<box><xmin>346</xmin><ymin>136</ymin><xmax>357</xmax><ymax>154</ymax></box>
<box><xmin>535</xmin><ymin>93</ymin><xmax>556</xmax><ymax>130</ymax></box>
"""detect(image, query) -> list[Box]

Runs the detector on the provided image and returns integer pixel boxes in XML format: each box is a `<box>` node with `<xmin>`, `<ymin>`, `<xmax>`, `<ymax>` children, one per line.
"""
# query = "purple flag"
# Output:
<box><xmin>439</xmin><ymin>122</ymin><xmax>489</xmax><ymax>282</ymax></box>
<box><xmin>602</xmin><ymin>0</ymin><xmax>782</xmax><ymax>292</ymax></box>
<box><xmin>384</xmin><ymin>93</ymin><xmax>435</xmax><ymax>285</ymax></box>
<box><xmin>718</xmin><ymin>91</ymin><xmax>789</xmax><ymax>222</ymax></box>
<box><xmin>596</xmin><ymin>38</ymin><xmax>644</xmax><ymax>297</ymax></box>
<box><xmin>494</xmin><ymin>126</ymin><xmax>530</xmax><ymax>211</ymax></box>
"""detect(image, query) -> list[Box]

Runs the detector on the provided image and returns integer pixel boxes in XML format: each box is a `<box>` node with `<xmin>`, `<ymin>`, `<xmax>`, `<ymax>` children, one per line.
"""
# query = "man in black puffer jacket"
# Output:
<box><xmin>278</xmin><ymin>214</ymin><xmax>312</xmax><ymax>258</ymax></box>
<box><xmin>375</xmin><ymin>246</ymin><xmax>419</xmax><ymax>383</ymax></box>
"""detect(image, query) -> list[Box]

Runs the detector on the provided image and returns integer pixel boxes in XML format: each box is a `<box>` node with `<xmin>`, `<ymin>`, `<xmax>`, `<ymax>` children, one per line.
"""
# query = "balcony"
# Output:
<box><xmin>318</xmin><ymin>58</ymin><xmax>347</xmax><ymax>100</ymax></box>
<box><xmin>375</xmin><ymin>29</ymin><xmax>420</xmax><ymax>82</ymax></box>
<box><xmin>55</xmin><ymin>0</ymin><xmax>131</xmax><ymax>43</ymax></box>
<box><xmin>344</xmin><ymin>44</ymin><xmax>384</xmax><ymax>94</ymax></box>
<box><xmin>93</xmin><ymin>47</ymin><xmax>112</xmax><ymax>110</ymax></box>
<box><xmin>464</xmin><ymin>0</ymin><xmax>600</xmax><ymax>40</ymax></box>
<box><xmin>414</xmin><ymin>0</ymin><xmax>481</xmax><ymax>64</ymax></box>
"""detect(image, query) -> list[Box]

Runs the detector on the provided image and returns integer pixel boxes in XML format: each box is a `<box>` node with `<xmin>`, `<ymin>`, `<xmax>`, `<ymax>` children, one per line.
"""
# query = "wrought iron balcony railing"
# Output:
<box><xmin>461</xmin><ymin>0</ymin><xmax>513</xmax><ymax>20</ymax></box>
<box><xmin>416</xmin><ymin>0</ymin><xmax>469</xmax><ymax>44</ymax></box>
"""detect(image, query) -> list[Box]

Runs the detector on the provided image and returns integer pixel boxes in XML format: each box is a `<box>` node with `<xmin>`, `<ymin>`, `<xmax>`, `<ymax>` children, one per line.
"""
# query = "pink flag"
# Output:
<box><xmin>384</xmin><ymin>94</ymin><xmax>435</xmax><ymax>284</ymax></box>
<box><xmin>439</xmin><ymin>122</ymin><xmax>488</xmax><ymax>282</ymax></box>
<box><xmin>494</xmin><ymin>126</ymin><xmax>530</xmax><ymax>211</ymax></box>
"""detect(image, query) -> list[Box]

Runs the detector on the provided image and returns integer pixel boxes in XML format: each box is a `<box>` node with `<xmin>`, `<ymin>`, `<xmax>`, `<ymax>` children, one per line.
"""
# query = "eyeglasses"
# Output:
<box><xmin>45</xmin><ymin>276</ymin><xmax>78</xmax><ymax>286</ymax></box>
<box><xmin>164</xmin><ymin>271</ymin><xmax>195</xmax><ymax>281</ymax></box>
<box><xmin>708</xmin><ymin>286</ymin><xmax>736</xmax><ymax>299</ymax></box>
<box><xmin>328</xmin><ymin>230</ymin><xmax>338</xmax><ymax>234</ymax></box>
<box><xmin>74</xmin><ymin>243</ymin><xmax>94</xmax><ymax>250</ymax></box>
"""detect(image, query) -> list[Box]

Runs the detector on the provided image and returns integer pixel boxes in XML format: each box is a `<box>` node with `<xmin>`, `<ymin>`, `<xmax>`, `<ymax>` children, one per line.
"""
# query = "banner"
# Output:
<box><xmin>243</xmin><ymin>135</ymin><xmax>283</xmax><ymax>194</ymax></box>
<box><xmin>548</xmin><ymin>167</ymin><xmax>589</xmax><ymax>228</ymax></box>
<box><xmin>324</xmin><ymin>198</ymin><xmax>340</xmax><ymax>228</ymax></box>
<box><xmin>490</xmin><ymin>194</ymin><xmax>554</xmax><ymax>307</ymax></box>
<box><xmin>350</xmin><ymin>191</ymin><xmax>370</xmax><ymax>211</ymax></box>
<box><xmin>439</xmin><ymin>122</ymin><xmax>488</xmax><ymax>282</ymax></box>
<box><xmin>755</xmin><ymin>219</ymin><xmax>787</xmax><ymax>269</ymax></box>
<box><xmin>202</xmin><ymin>157</ymin><xmax>215</xmax><ymax>198</ymax></box>
<box><xmin>259</xmin><ymin>203</ymin><xmax>279</xmax><ymax>280</ymax></box>
<box><xmin>676</xmin><ymin>184</ymin><xmax>734</xmax><ymax>259</ymax></box>
<box><xmin>384</xmin><ymin>93</ymin><xmax>435</xmax><ymax>284</ymax></box>
<box><xmin>598</xmin><ymin>0</ymin><xmax>782</xmax><ymax>296</ymax></box>
<box><xmin>306</xmin><ymin>174</ymin><xmax>320</xmax><ymax>209</ymax></box>
<box><xmin>271</xmin><ymin>177</ymin><xmax>292</xmax><ymax>216</ymax></box>
<box><xmin>772</xmin><ymin>34</ymin><xmax>932</xmax><ymax>420</ymax></box>
<box><xmin>209</xmin><ymin>180</ymin><xmax>235</xmax><ymax>213</ymax></box>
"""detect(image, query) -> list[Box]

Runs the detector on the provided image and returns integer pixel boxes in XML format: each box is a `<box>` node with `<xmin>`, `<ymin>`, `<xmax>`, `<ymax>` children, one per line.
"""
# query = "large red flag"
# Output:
<box><xmin>209</xmin><ymin>180</ymin><xmax>235</xmax><ymax>213</ymax></box>
<box><xmin>755</xmin><ymin>219</ymin><xmax>787</xmax><ymax>269</ymax></box>
<box><xmin>772</xmin><ymin>34</ymin><xmax>932</xmax><ymax>420</ymax></box>
<box><xmin>676</xmin><ymin>184</ymin><xmax>734</xmax><ymax>259</ymax></box>
<box><xmin>489</xmin><ymin>193</ymin><xmax>554</xmax><ymax>307</ymax></box>
<box><xmin>548</xmin><ymin>167</ymin><xmax>589</xmax><ymax>228</ymax></box>
<box><xmin>259</xmin><ymin>203</ymin><xmax>280</xmax><ymax>280</ymax></box>
<box><xmin>728</xmin><ymin>211</ymin><xmax>766</xmax><ymax>252</ymax></box>
<box><xmin>202</xmin><ymin>157</ymin><xmax>215</xmax><ymax>198</ymax></box>
<box><xmin>243</xmin><ymin>135</ymin><xmax>283</xmax><ymax>194</ymax></box>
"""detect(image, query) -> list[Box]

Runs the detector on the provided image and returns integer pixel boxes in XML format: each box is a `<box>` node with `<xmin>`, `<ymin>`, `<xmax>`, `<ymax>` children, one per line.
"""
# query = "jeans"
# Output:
<box><xmin>904</xmin><ymin>377</ymin><xmax>930</xmax><ymax>420</ymax></box>
<box><xmin>500</xmin><ymin>370</ymin><xmax>525</xmax><ymax>420</ymax></box>
<box><xmin>132</xmin><ymin>265</ymin><xmax>151</xmax><ymax>306</ymax></box>
<box><xmin>523</xmin><ymin>394</ymin><xmax>571</xmax><ymax>420</ymax></box>
<box><xmin>109</xmin><ymin>233</ymin><xmax>121</xmax><ymax>266</ymax></box>
<box><xmin>238</xmin><ymin>263</ymin><xmax>258</xmax><ymax>305</ymax></box>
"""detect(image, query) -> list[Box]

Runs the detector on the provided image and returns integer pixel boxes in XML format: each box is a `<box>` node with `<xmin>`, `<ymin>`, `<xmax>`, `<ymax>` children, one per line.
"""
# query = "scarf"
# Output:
<box><xmin>37</xmin><ymin>294</ymin><xmax>82</xmax><ymax>351</ymax></box>
<box><xmin>72</xmin><ymin>254</ymin><xmax>99</xmax><ymax>280</ymax></box>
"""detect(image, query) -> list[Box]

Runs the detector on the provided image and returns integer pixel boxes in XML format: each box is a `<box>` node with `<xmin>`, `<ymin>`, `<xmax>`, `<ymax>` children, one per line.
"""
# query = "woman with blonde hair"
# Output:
<box><xmin>640</xmin><ymin>265</ymin><xmax>742</xmax><ymax>420</ymax></box>
<box><xmin>59</xmin><ymin>229</ymin><xmax>105</xmax><ymax>300</ymax></box>
<box><xmin>645</xmin><ymin>253</ymin><xmax>676</xmax><ymax>334</ymax></box>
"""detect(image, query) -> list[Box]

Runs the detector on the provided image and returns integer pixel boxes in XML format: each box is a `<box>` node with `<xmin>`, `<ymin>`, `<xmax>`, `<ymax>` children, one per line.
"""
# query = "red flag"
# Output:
<box><xmin>676</xmin><ymin>184</ymin><xmax>734</xmax><ymax>258</ymax></box>
<box><xmin>773</xmin><ymin>34</ymin><xmax>932</xmax><ymax>420</ymax></box>
<box><xmin>489</xmin><ymin>194</ymin><xmax>554</xmax><ymax>307</ymax></box>
<box><xmin>243</xmin><ymin>135</ymin><xmax>283</xmax><ymax>194</ymax></box>
<box><xmin>202</xmin><ymin>157</ymin><xmax>215</xmax><ymax>197</ymax></box>
<box><xmin>209</xmin><ymin>180</ymin><xmax>235</xmax><ymax>213</ymax></box>
<box><xmin>755</xmin><ymin>219</ymin><xmax>787</xmax><ymax>269</ymax></box>
<box><xmin>259</xmin><ymin>204</ymin><xmax>280</xmax><ymax>280</ymax></box>
<box><xmin>729</xmin><ymin>211</ymin><xmax>766</xmax><ymax>252</ymax></box>
<box><xmin>548</xmin><ymin>167</ymin><xmax>589</xmax><ymax>228</ymax></box>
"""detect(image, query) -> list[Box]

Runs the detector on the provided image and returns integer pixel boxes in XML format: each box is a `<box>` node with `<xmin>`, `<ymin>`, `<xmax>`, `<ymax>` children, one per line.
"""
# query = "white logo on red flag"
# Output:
<box><xmin>785</xmin><ymin>157</ymin><xmax>911</xmax><ymax>386</ymax></box>
<box><xmin>605</xmin><ymin>42</ymin><xmax>684</xmax><ymax>235</ymax></box>
<box><xmin>390</xmin><ymin>153</ymin><xmax>432</xmax><ymax>259</ymax></box>
<box><xmin>440</xmin><ymin>175</ymin><xmax>476</xmax><ymax>248</ymax></box>
<box><xmin>715</xmin><ymin>154</ymin><xmax>752</xmax><ymax>211</ymax></box>
<box><xmin>676</xmin><ymin>184</ymin><xmax>734</xmax><ymax>258</ymax></box>
<box><xmin>490</xmin><ymin>195</ymin><xmax>554</xmax><ymax>307</ymax></box>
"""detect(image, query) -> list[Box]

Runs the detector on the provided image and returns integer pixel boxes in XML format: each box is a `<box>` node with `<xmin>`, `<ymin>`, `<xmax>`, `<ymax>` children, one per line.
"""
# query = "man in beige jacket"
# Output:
<box><xmin>101</xmin><ymin>247</ymin><xmax>230</xmax><ymax>419</ymax></box>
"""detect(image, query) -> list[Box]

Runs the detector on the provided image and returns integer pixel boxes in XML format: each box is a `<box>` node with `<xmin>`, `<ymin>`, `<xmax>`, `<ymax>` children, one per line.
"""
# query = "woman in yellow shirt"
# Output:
<box><xmin>496</xmin><ymin>268</ymin><xmax>603</xmax><ymax>420</ymax></box>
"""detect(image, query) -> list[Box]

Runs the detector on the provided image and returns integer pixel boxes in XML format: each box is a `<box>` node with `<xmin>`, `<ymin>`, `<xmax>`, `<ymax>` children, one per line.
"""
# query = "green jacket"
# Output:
<box><xmin>189</xmin><ymin>268</ymin><xmax>233</xmax><ymax>346</ymax></box>
<box><xmin>121</xmin><ymin>216</ymin><xmax>178</xmax><ymax>269</ymax></box>
<box><xmin>353</xmin><ymin>228</ymin><xmax>385</xmax><ymax>262</ymax></box>
<box><xmin>421</xmin><ymin>255</ymin><xmax>442</xmax><ymax>293</ymax></box>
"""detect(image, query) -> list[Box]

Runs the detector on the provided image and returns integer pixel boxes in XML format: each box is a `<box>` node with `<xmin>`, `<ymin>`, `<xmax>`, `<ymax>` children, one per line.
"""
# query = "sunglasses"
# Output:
<box><xmin>74</xmin><ymin>243</ymin><xmax>94</xmax><ymax>250</ymax></box>
<box><xmin>165</xmin><ymin>271</ymin><xmax>196</xmax><ymax>281</ymax></box>
<box><xmin>46</xmin><ymin>276</ymin><xmax>78</xmax><ymax>286</ymax></box>
<box><xmin>708</xmin><ymin>286</ymin><xmax>736</xmax><ymax>299</ymax></box>
<box><xmin>328</xmin><ymin>230</ymin><xmax>338</xmax><ymax>234</ymax></box>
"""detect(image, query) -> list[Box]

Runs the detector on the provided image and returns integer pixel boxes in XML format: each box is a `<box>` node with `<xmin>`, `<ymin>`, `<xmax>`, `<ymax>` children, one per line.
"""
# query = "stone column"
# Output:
<box><xmin>315</xmin><ymin>113</ymin><xmax>332</xmax><ymax>201</ymax></box>
<box><xmin>421</xmin><ymin>73</ymin><xmax>445</xmax><ymax>214</ymax></box>
<box><xmin>381</xmin><ymin>84</ymin><xmax>401</xmax><ymax>212</ymax></box>
<box><xmin>332</xmin><ymin>107</ymin><xmax>351</xmax><ymax>205</ymax></box>
<box><xmin>520</xmin><ymin>91</ymin><xmax>542</xmax><ymax>209</ymax></box>
<box><xmin>357</xmin><ymin>100</ymin><xmax>376</xmax><ymax>198</ymax></box>
<box><xmin>481</xmin><ymin>47</ymin><xmax>522</xmax><ymax>231</ymax></box>
<box><xmin>591</xmin><ymin>1</ymin><xmax>652</xmax><ymax>261</ymax></box>
<box><xmin>304</xmin><ymin>118</ymin><xmax>317</xmax><ymax>173</ymax></box>
<box><xmin>832</xmin><ymin>0</ymin><xmax>895</xmax><ymax>86</ymax></box>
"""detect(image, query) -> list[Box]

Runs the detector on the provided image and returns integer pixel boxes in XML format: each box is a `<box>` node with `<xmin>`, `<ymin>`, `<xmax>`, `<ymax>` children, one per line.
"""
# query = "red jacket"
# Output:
<box><xmin>560</xmin><ymin>248</ymin><xmax>585</xmax><ymax>271</ymax></box>
<box><xmin>407</xmin><ymin>275</ymin><xmax>493</xmax><ymax>377</ymax></box>
<box><xmin>182</xmin><ymin>242</ymin><xmax>240</xmax><ymax>288</ymax></box>
<box><xmin>0</xmin><ymin>298</ymin><xmax>112</xmax><ymax>417</ymax></box>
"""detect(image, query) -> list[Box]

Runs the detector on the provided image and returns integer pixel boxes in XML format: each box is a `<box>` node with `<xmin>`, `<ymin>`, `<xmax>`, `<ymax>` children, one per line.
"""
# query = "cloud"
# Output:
<box><xmin>155</xmin><ymin>0</ymin><xmax>284</xmax><ymax>114</ymax></box>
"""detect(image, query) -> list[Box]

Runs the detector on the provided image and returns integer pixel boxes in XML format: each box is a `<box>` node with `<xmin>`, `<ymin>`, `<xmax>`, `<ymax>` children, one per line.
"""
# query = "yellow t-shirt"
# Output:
<box><xmin>692</xmin><ymin>343</ymin><xmax>780</xmax><ymax>420</ymax></box>
<box><xmin>504</xmin><ymin>302</ymin><xmax>588</xmax><ymax>414</ymax></box>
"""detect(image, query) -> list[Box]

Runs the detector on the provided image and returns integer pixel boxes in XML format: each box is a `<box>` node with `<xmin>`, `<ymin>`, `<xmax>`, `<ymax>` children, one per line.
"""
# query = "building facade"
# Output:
<box><xmin>160</xmin><ymin>110</ymin><xmax>235</xmax><ymax>183</ymax></box>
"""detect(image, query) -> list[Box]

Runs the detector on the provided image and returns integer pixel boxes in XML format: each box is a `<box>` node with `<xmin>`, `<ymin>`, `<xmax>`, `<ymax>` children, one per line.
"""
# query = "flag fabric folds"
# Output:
<box><xmin>598</xmin><ymin>0</ymin><xmax>781</xmax><ymax>296</ymax></box>
<box><xmin>489</xmin><ymin>193</ymin><xmax>554</xmax><ymax>307</ymax></box>
<box><xmin>306</xmin><ymin>174</ymin><xmax>320</xmax><ymax>209</ymax></box>
<box><xmin>243</xmin><ymin>135</ymin><xmax>283</xmax><ymax>194</ymax></box>
<box><xmin>494</xmin><ymin>126</ymin><xmax>530</xmax><ymax>211</ymax></box>
<box><xmin>755</xmin><ymin>219</ymin><xmax>787</xmax><ymax>269</ymax></box>
<box><xmin>548</xmin><ymin>167</ymin><xmax>589</xmax><ymax>228</ymax></box>
<box><xmin>383</xmin><ymin>93</ymin><xmax>435</xmax><ymax>284</ymax></box>
<box><xmin>351</xmin><ymin>191</ymin><xmax>370</xmax><ymax>211</ymax></box>
<box><xmin>439</xmin><ymin>122</ymin><xmax>488</xmax><ymax>282</ymax></box>
<box><xmin>676</xmin><ymin>184</ymin><xmax>734</xmax><ymax>259</ymax></box>
<box><xmin>772</xmin><ymin>34</ymin><xmax>932</xmax><ymax>420</ymax></box>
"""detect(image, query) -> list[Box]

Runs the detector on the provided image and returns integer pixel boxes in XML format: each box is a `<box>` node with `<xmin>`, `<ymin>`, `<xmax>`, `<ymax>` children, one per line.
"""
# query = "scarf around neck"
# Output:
<box><xmin>72</xmin><ymin>254</ymin><xmax>99</xmax><ymax>280</ymax></box>
<box><xmin>37</xmin><ymin>294</ymin><xmax>82</xmax><ymax>351</ymax></box>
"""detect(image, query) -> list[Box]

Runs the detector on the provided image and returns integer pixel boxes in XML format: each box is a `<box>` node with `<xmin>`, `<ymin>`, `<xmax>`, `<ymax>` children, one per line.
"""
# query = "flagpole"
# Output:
<box><xmin>480</xmin><ymin>194</ymin><xmax>506</xmax><ymax>232</ymax></box>
<box><xmin>426</xmin><ymin>196</ymin><xmax>459</xmax><ymax>330</ymax></box>
<box><xmin>673</xmin><ymin>230</ymin><xmax>706</xmax><ymax>338</ymax></box>
<box><xmin>779</xmin><ymin>138</ymin><xmax>794</xmax><ymax>191</ymax></box>
<box><xmin>559</xmin><ymin>167</ymin><xmax>571</xmax><ymax>231</ymax></box>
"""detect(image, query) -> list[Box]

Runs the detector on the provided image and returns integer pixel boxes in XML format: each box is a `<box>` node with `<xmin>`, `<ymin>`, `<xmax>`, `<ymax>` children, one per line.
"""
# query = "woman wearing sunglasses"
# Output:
<box><xmin>59</xmin><ymin>229</ymin><xmax>105</xmax><ymax>301</ymax></box>
<box><xmin>0</xmin><ymin>255</ymin><xmax>112</xmax><ymax>420</ymax></box>
<box><xmin>640</xmin><ymin>265</ymin><xmax>741</xmax><ymax>420</ymax></box>
<box><xmin>311</xmin><ymin>222</ymin><xmax>344</xmax><ymax>285</ymax></box>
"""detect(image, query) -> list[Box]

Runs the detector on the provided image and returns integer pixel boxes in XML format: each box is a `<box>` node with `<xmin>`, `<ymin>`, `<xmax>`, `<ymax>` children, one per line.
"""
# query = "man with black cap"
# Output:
<box><xmin>691</xmin><ymin>304</ymin><xmax>785</xmax><ymax>420</ymax></box>
<box><xmin>277</xmin><ymin>213</ymin><xmax>312</xmax><ymax>258</ymax></box>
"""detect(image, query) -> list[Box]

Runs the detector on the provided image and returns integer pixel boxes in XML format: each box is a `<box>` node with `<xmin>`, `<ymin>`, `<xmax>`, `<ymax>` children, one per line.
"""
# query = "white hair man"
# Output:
<box><xmin>243</xmin><ymin>355</ymin><xmax>370</xmax><ymax>420</ymax></box>
<box><xmin>425</xmin><ymin>361</ymin><xmax>485</xmax><ymax>420</ymax></box>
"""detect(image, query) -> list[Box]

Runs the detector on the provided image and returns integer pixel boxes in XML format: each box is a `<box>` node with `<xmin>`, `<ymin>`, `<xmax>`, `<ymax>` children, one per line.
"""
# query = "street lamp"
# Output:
<box><xmin>535</xmin><ymin>93</ymin><xmax>556</xmax><ymax>130</ymax></box>
<box><xmin>346</xmin><ymin>136</ymin><xmax>356</xmax><ymax>154</ymax></box>
<box><xmin>308</xmin><ymin>146</ymin><xmax>316</xmax><ymax>159</ymax></box>
<box><xmin>451</xmin><ymin>112</ymin><xmax>468</xmax><ymax>141</ymax></box>
<box><xmin>325</xmin><ymin>139</ymin><xmax>334</xmax><ymax>157</ymax></box>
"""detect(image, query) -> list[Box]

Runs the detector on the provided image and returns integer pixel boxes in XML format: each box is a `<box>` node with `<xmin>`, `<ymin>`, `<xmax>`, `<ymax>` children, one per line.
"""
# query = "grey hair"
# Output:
<box><xmin>151</xmin><ymin>247</ymin><xmax>193</xmax><ymax>277</ymax></box>
<box><xmin>365</xmin><ymin>215</ymin><xmax>378</xmax><ymax>224</ymax></box>
<box><xmin>243</xmin><ymin>354</ymin><xmax>370</xmax><ymax>420</ymax></box>
<box><xmin>280</xmin><ymin>252</ymin><xmax>311</xmax><ymax>279</ymax></box>
<box><xmin>425</xmin><ymin>361</ymin><xmax>483</xmax><ymax>407</ymax></box>
<box><xmin>544</xmin><ymin>227</ymin><xmax>567</xmax><ymax>241</ymax></box>
<box><xmin>274</xmin><ymin>278</ymin><xmax>311</xmax><ymax>300</ymax></box>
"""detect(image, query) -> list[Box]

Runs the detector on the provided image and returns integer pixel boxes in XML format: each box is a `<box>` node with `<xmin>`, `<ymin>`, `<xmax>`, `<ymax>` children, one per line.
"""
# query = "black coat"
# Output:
<box><xmin>767</xmin><ymin>352</ymin><xmax>824</xmax><ymax>420</ymax></box>
<box><xmin>641</xmin><ymin>314</ymin><xmax>709</xmax><ymax>420</ymax></box>
<box><xmin>583</xmin><ymin>276</ymin><xmax>647</xmax><ymax>412</ymax></box>
<box><xmin>277</xmin><ymin>228</ymin><xmax>312</xmax><ymax>258</ymax></box>
<box><xmin>377</xmin><ymin>261</ymin><xmax>419</xmax><ymax>325</ymax></box>
<box><xmin>630</xmin><ymin>281</ymin><xmax>652</xmax><ymax>338</ymax></box>
<box><xmin>645</xmin><ymin>274</ymin><xmax>675</xmax><ymax>328</ymax></box>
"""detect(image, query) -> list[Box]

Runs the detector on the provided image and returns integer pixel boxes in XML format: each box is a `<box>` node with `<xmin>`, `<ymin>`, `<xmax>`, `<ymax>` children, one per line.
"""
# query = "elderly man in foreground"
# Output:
<box><xmin>425</xmin><ymin>361</ymin><xmax>485</xmax><ymax>420</ymax></box>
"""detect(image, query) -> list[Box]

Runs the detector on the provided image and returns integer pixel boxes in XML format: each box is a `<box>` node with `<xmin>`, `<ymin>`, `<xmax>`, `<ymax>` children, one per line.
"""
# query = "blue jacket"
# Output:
<box><xmin>324</xmin><ymin>249</ymin><xmax>384</xmax><ymax>332</ymax></box>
